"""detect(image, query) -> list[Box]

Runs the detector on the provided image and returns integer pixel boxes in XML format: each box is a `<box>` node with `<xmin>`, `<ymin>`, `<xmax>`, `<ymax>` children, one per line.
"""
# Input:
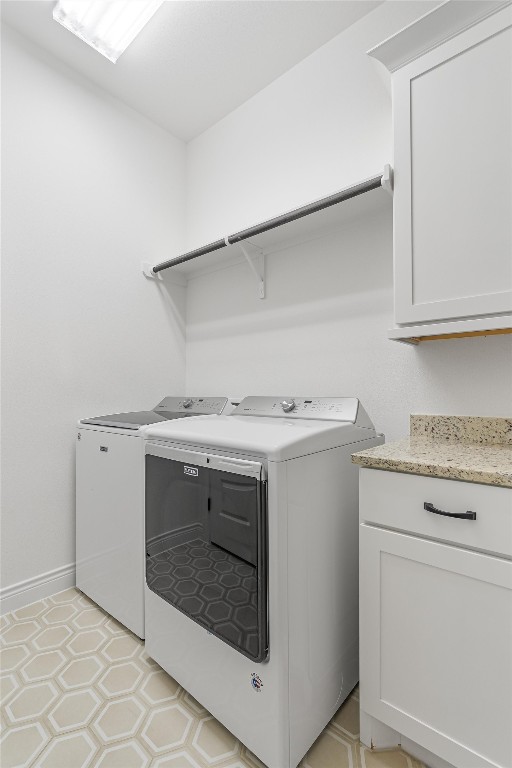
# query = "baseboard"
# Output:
<box><xmin>360</xmin><ymin>710</ymin><xmax>400</xmax><ymax>749</ymax></box>
<box><xmin>0</xmin><ymin>563</ymin><xmax>76</xmax><ymax>615</ymax></box>
<box><xmin>360</xmin><ymin>709</ymin><xmax>456</xmax><ymax>768</ymax></box>
<box><xmin>401</xmin><ymin>737</ymin><xmax>456</xmax><ymax>768</ymax></box>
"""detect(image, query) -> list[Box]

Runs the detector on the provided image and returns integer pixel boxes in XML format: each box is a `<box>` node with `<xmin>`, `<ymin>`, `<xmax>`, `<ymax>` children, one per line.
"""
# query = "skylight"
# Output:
<box><xmin>53</xmin><ymin>0</ymin><xmax>164</xmax><ymax>63</ymax></box>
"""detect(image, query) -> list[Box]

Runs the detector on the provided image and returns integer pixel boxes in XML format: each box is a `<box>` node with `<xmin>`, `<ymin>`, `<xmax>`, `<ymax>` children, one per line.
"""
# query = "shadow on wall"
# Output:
<box><xmin>184</xmin><ymin>206</ymin><xmax>394</xmax><ymax>341</ymax></box>
<box><xmin>182</xmin><ymin>203</ymin><xmax>512</xmax><ymax>440</ymax></box>
<box><xmin>414</xmin><ymin>335</ymin><xmax>512</xmax><ymax>416</ymax></box>
<box><xmin>151</xmin><ymin>277</ymin><xmax>187</xmax><ymax>341</ymax></box>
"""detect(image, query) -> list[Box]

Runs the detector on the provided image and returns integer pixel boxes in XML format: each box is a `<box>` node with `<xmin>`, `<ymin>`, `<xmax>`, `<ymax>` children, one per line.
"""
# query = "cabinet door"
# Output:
<box><xmin>360</xmin><ymin>524</ymin><xmax>512</xmax><ymax>768</ymax></box>
<box><xmin>394</xmin><ymin>8</ymin><xmax>512</xmax><ymax>324</ymax></box>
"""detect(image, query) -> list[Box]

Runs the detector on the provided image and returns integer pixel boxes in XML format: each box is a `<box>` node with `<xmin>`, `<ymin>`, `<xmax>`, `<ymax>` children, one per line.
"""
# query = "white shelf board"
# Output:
<box><xmin>169</xmin><ymin>184</ymin><xmax>392</xmax><ymax>281</ymax></box>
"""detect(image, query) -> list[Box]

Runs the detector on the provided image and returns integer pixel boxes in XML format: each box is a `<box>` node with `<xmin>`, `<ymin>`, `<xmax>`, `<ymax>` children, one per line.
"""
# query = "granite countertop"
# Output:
<box><xmin>352</xmin><ymin>415</ymin><xmax>512</xmax><ymax>488</ymax></box>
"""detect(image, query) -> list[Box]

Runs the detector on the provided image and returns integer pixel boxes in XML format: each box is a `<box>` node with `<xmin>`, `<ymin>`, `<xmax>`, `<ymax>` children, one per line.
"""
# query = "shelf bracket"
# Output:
<box><xmin>239</xmin><ymin>243</ymin><xmax>265</xmax><ymax>299</ymax></box>
<box><xmin>141</xmin><ymin>261</ymin><xmax>162</xmax><ymax>280</ymax></box>
<box><xmin>381</xmin><ymin>164</ymin><xmax>393</xmax><ymax>196</ymax></box>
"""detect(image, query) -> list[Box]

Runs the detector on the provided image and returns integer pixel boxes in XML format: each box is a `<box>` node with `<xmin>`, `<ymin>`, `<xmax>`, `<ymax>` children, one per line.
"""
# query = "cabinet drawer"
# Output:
<box><xmin>359</xmin><ymin>469</ymin><xmax>512</xmax><ymax>558</ymax></box>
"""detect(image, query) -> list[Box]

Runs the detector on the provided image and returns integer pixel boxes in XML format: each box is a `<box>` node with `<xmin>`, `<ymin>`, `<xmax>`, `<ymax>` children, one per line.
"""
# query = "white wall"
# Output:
<box><xmin>3</xmin><ymin>1</ymin><xmax>512</xmax><ymax>608</ymax></box>
<box><xmin>185</xmin><ymin>209</ymin><xmax>512</xmax><ymax>441</ymax></box>
<box><xmin>185</xmin><ymin>1</ymin><xmax>440</xmax><ymax>247</ymax></box>
<box><xmin>1</xmin><ymin>27</ymin><xmax>187</xmax><ymax>596</ymax></box>
<box><xmin>184</xmin><ymin>1</ymin><xmax>512</xmax><ymax>436</ymax></box>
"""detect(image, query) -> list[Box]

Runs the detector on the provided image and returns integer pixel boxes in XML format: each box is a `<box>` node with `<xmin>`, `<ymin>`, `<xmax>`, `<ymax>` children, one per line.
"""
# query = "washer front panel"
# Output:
<box><xmin>145</xmin><ymin>446</ymin><xmax>268</xmax><ymax>662</ymax></box>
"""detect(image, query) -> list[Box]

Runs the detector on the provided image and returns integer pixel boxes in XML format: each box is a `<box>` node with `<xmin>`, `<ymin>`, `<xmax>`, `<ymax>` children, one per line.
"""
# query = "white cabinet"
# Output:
<box><xmin>359</xmin><ymin>468</ymin><xmax>512</xmax><ymax>768</ymax></box>
<box><xmin>369</xmin><ymin>2</ymin><xmax>512</xmax><ymax>342</ymax></box>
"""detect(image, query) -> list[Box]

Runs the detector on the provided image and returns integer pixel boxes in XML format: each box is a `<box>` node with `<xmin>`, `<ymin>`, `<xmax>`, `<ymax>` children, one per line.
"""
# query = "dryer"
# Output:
<box><xmin>76</xmin><ymin>396</ymin><xmax>229</xmax><ymax>638</ymax></box>
<box><xmin>143</xmin><ymin>396</ymin><xmax>384</xmax><ymax>768</ymax></box>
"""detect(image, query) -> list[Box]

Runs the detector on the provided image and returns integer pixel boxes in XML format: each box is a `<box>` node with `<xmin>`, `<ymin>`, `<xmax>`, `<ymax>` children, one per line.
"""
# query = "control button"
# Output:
<box><xmin>281</xmin><ymin>399</ymin><xmax>296</xmax><ymax>413</ymax></box>
<box><xmin>182</xmin><ymin>399</ymin><xmax>194</xmax><ymax>409</ymax></box>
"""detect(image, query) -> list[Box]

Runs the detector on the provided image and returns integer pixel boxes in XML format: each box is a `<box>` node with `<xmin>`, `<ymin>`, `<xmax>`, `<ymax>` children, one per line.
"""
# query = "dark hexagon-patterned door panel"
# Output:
<box><xmin>145</xmin><ymin>455</ymin><xmax>268</xmax><ymax>662</ymax></box>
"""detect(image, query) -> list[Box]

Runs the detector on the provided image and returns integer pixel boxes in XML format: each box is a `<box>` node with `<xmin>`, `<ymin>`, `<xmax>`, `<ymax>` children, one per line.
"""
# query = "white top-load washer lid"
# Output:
<box><xmin>143</xmin><ymin>396</ymin><xmax>378</xmax><ymax>461</ymax></box>
<box><xmin>80</xmin><ymin>396</ymin><xmax>229</xmax><ymax>430</ymax></box>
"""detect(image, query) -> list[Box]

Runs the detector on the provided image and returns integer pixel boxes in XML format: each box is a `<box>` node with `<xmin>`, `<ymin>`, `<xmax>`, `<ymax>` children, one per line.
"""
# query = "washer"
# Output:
<box><xmin>76</xmin><ymin>396</ymin><xmax>229</xmax><ymax>638</ymax></box>
<box><xmin>143</xmin><ymin>396</ymin><xmax>384</xmax><ymax>768</ymax></box>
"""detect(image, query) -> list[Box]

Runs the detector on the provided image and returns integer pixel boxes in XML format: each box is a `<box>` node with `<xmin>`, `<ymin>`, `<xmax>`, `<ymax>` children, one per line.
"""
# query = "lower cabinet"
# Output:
<box><xmin>359</xmin><ymin>469</ymin><xmax>512</xmax><ymax>768</ymax></box>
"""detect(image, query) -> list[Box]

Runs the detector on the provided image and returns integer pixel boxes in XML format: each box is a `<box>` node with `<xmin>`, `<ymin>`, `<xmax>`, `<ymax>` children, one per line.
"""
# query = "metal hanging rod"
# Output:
<box><xmin>152</xmin><ymin>238</ymin><xmax>227</xmax><ymax>273</ymax></box>
<box><xmin>150</xmin><ymin>166</ymin><xmax>392</xmax><ymax>275</ymax></box>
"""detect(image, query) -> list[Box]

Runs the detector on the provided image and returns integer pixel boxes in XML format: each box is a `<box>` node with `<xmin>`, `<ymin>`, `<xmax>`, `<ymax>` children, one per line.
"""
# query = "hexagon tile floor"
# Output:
<box><xmin>1</xmin><ymin>588</ymin><xmax>427</xmax><ymax>768</ymax></box>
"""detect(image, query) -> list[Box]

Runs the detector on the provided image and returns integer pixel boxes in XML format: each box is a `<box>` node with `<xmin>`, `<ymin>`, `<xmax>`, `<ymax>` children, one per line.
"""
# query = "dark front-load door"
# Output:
<box><xmin>145</xmin><ymin>452</ymin><xmax>268</xmax><ymax>662</ymax></box>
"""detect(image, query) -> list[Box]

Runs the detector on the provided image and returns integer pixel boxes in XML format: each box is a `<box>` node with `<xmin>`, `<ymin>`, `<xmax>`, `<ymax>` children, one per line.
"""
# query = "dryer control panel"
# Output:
<box><xmin>154</xmin><ymin>397</ymin><xmax>228</xmax><ymax>415</ymax></box>
<box><xmin>232</xmin><ymin>397</ymin><xmax>373</xmax><ymax>426</ymax></box>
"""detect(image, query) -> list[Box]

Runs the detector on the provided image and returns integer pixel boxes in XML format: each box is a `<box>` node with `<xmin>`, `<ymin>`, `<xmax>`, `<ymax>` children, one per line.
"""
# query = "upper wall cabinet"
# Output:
<box><xmin>369</xmin><ymin>1</ymin><xmax>512</xmax><ymax>343</ymax></box>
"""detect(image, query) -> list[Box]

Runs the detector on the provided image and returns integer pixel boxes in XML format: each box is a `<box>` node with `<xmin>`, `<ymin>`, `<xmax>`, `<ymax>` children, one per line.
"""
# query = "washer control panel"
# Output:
<box><xmin>154</xmin><ymin>397</ymin><xmax>228</xmax><ymax>415</ymax></box>
<box><xmin>233</xmin><ymin>397</ymin><xmax>361</xmax><ymax>423</ymax></box>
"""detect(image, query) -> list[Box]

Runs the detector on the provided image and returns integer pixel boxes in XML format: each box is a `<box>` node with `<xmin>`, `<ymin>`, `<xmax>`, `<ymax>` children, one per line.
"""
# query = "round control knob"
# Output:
<box><xmin>281</xmin><ymin>399</ymin><xmax>296</xmax><ymax>413</ymax></box>
<box><xmin>182</xmin><ymin>399</ymin><xmax>194</xmax><ymax>409</ymax></box>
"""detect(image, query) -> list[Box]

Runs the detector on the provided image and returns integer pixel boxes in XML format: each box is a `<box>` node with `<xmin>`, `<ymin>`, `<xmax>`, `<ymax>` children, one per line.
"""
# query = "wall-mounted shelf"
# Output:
<box><xmin>143</xmin><ymin>166</ymin><xmax>393</xmax><ymax>297</ymax></box>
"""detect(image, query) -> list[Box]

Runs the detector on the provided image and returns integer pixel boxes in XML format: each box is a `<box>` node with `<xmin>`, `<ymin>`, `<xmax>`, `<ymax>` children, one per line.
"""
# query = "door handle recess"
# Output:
<box><xmin>424</xmin><ymin>502</ymin><xmax>476</xmax><ymax>520</ymax></box>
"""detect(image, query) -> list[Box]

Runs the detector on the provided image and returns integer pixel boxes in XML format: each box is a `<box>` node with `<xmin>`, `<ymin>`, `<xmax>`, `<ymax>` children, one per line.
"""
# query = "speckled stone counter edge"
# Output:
<box><xmin>410</xmin><ymin>414</ymin><xmax>512</xmax><ymax>445</ymax></box>
<box><xmin>352</xmin><ymin>442</ymin><xmax>512</xmax><ymax>488</ymax></box>
<box><xmin>352</xmin><ymin>415</ymin><xmax>512</xmax><ymax>488</ymax></box>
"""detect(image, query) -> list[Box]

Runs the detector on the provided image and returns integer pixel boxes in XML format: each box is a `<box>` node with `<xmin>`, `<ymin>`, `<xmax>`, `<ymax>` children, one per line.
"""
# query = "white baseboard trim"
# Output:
<box><xmin>360</xmin><ymin>710</ymin><xmax>400</xmax><ymax>749</ymax></box>
<box><xmin>0</xmin><ymin>563</ymin><xmax>76</xmax><ymax>615</ymax></box>
<box><xmin>360</xmin><ymin>709</ymin><xmax>456</xmax><ymax>768</ymax></box>
<box><xmin>401</xmin><ymin>737</ymin><xmax>456</xmax><ymax>768</ymax></box>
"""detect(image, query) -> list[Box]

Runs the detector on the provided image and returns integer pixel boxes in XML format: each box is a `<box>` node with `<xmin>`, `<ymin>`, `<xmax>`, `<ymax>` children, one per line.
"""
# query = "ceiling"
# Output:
<box><xmin>1</xmin><ymin>0</ymin><xmax>383</xmax><ymax>141</ymax></box>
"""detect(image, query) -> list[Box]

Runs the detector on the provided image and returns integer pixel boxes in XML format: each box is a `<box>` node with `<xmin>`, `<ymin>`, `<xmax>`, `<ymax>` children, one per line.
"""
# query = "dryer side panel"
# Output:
<box><xmin>76</xmin><ymin>429</ymin><xmax>144</xmax><ymax>637</ymax></box>
<box><xmin>287</xmin><ymin>436</ymin><xmax>383</xmax><ymax>766</ymax></box>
